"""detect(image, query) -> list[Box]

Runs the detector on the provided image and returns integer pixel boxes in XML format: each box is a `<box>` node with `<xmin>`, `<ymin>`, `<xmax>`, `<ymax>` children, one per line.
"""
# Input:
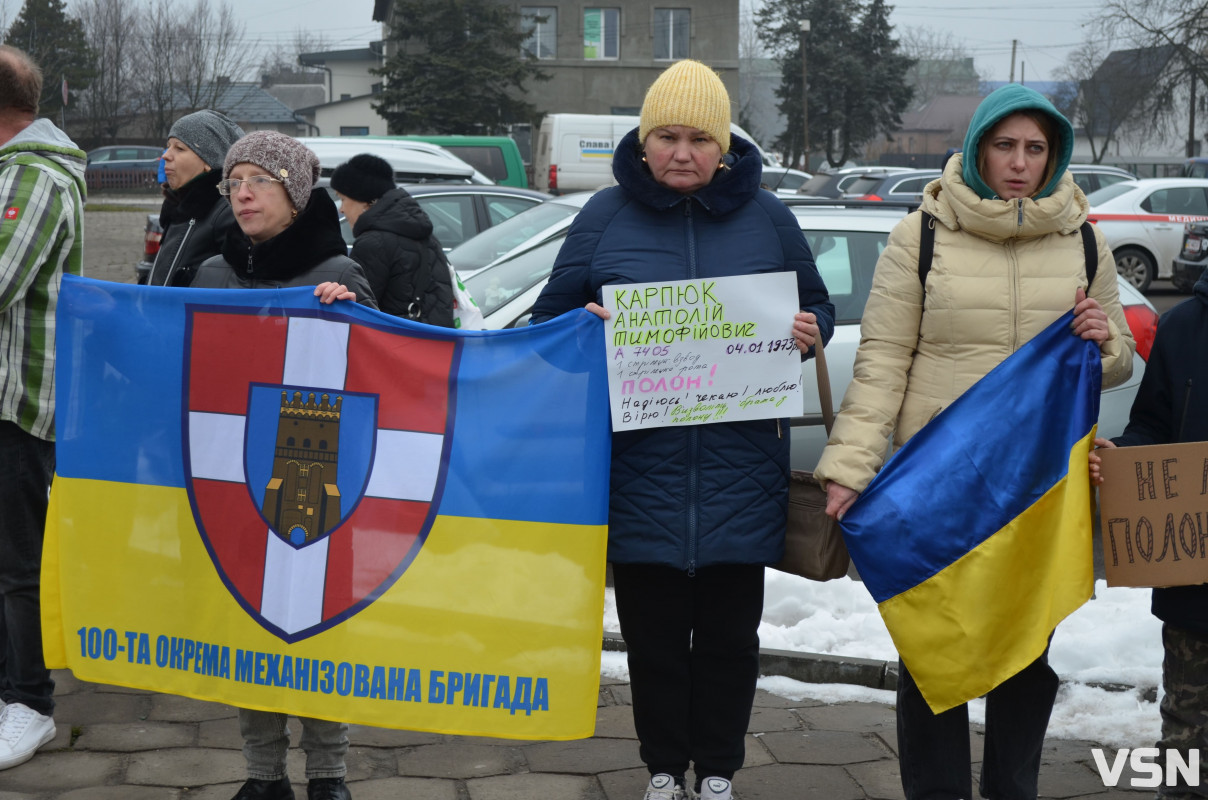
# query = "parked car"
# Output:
<box><xmin>1184</xmin><ymin>157</ymin><xmax>1208</xmax><ymax>178</ymax></box>
<box><xmin>85</xmin><ymin>145</ymin><xmax>163</xmax><ymax>191</ymax></box>
<box><xmin>1067</xmin><ymin>164</ymin><xmax>1136</xmax><ymax>195</ymax></box>
<box><xmin>842</xmin><ymin>169</ymin><xmax>941</xmax><ymax>202</ymax></box>
<box><xmin>389</xmin><ymin>135</ymin><xmax>529</xmax><ymax>188</ymax></box>
<box><xmin>533</xmin><ymin>113</ymin><xmax>765</xmax><ymax>194</ymax></box>
<box><xmin>1172</xmin><ymin>220</ymin><xmax>1208</xmax><ymax>291</ymax></box>
<box><xmin>761</xmin><ymin>167</ymin><xmax>813</xmax><ymax>195</ymax></box>
<box><xmin>463</xmin><ymin>201</ymin><xmax>1157</xmax><ymax>470</ymax></box>
<box><xmin>446</xmin><ymin>192</ymin><xmax>594</xmax><ymax>276</ymax></box>
<box><xmin>137</xmin><ymin>183</ymin><xmax>549</xmax><ymax>282</ymax></box>
<box><xmin>1086</xmin><ymin>178</ymin><xmax>1208</xmax><ymax>292</ymax></box>
<box><xmin>797</xmin><ymin>167</ymin><xmax>915</xmax><ymax>199</ymax></box>
<box><xmin>333</xmin><ymin>182</ymin><xmax>548</xmax><ymax>252</ymax></box>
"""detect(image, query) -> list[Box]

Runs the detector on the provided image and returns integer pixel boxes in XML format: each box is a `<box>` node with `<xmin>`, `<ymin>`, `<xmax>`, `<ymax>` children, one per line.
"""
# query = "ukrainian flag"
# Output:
<box><xmin>840</xmin><ymin>311</ymin><xmax>1099</xmax><ymax>713</ymax></box>
<box><xmin>42</xmin><ymin>276</ymin><xmax>610</xmax><ymax>740</ymax></box>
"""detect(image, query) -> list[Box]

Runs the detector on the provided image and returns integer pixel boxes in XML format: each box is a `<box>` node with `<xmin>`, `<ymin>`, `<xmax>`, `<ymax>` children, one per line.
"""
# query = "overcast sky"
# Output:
<box><xmin>1</xmin><ymin>0</ymin><xmax>1110</xmax><ymax>84</ymax></box>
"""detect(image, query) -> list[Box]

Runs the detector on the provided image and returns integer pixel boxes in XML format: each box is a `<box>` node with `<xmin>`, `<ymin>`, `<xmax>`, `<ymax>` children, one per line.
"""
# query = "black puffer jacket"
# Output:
<box><xmin>348</xmin><ymin>188</ymin><xmax>453</xmax><ymax>327</ymax></box>
<box><xmin>147</xmin><ymin>170</ymin><xmax>235</xmax><ymax>287</ymax></box>
<box><xmin>1113</xmin><ymin>270</ymin><xmax>1208</xmax><ymax>633</ymax></box>
<box><xmin>192</xmin><ymin>188</ymin><xmax>377</xmax><ymax>309</ymax></box>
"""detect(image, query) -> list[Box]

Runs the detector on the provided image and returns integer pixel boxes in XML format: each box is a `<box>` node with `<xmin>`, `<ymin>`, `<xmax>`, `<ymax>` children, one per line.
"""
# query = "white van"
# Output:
<box><xmin>297</xmin><ymin>138</ymin><xmax>479</xmax><ymax>185</ymax></box>
<box><xmin>534</xmin><ymin>113</ymin><xmax>765</xmax><ymax>194</ymax></box>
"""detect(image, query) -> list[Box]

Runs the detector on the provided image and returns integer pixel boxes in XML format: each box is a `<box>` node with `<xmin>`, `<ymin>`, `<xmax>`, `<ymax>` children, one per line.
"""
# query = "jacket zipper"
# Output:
<box><xmin>685</xmin><ymin>199</ymin><xmax>699</xmax><ymax>577</ymax></box>
<box><xmin>246</xmin><ymin>251</ymin><xmax>254</xmax><ymax>275</ymax></box>
<box><xmin>1177</xmin><ymin>379</ymin><xmax>1193</xmax><ymax>441</ymax></box>
<box><xmin>161</xmin><ymin>218</ymin><xmax>196</xmax><ymax>286</ymax></box>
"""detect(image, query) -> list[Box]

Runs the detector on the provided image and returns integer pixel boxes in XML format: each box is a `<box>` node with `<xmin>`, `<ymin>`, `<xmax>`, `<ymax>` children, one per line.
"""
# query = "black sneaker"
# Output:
<box><xmin>231</xmin><ymin>777</ymin><xmax>295</xmax><ymax>800</ymax></box>
<box><xmin>307</xmin><ymin>777</ymin><xmax>351</xmax><ymax>800</ymax></box>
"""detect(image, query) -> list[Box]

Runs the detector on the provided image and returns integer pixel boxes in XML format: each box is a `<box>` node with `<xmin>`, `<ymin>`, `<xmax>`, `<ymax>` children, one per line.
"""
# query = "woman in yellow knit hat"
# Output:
<box><xmin>531</xmin><ymin>60</ymin><xmax>834</xmax><ymax>800</ymax></box>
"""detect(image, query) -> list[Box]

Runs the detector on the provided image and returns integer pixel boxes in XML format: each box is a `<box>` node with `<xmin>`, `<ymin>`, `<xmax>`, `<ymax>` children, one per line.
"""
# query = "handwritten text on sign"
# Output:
<box><xmin>602</xmin><ymin>273</ymin><xmax>802</xmax><ymax>432</ymax></box>
<box><xmin>1097</xmin><ymin>440</ymin><xmax>1208</xmax><ymax>588</ymax></box>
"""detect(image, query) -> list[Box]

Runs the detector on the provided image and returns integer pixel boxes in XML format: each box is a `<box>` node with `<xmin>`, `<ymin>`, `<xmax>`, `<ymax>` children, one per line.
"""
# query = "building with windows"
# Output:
<box><xmin>512</xmin><ymin>2</ymin><xmax>739</xmax><ymax>115</ymax></box>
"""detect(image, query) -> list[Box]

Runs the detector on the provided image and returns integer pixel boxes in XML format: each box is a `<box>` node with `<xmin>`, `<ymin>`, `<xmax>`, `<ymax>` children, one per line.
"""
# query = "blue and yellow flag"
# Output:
<box><xmin>840</xmin><ymin>311</ymin><xmax>1100</xmax><ymax>713</ymax></box>
<box><xmin>43</xmin><ymin>276</ymin><xmax>610</xmax><ymax>740</ymax></box>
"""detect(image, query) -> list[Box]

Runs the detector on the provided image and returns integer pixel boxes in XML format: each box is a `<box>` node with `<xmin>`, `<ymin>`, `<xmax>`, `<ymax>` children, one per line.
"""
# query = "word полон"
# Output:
<box><xmin>74</xmin><ymin>626</ymin><xmax>550</xmax><ymax>715</ymax></box>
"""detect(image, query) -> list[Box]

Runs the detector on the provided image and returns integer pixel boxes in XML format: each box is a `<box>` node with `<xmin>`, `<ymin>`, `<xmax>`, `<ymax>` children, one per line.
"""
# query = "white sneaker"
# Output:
<box><xmin>699</xmin><ymin>777</ymin><xmax>733</xmax><ymax>800</ymax></box>
<box><xmin>644</xmin><ymin>773</ymin><xmax>686</xmax><ymax>800</ymax></box>
<box><xmin>0</xmin><ymin>703</ymin><xmax>56</xmax><ymax>769</ymax></box>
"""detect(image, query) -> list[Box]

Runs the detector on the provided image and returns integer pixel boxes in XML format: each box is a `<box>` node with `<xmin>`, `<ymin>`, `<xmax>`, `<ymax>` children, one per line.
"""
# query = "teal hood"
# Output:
<box><xmin>961</xmin><ymin>84</ymin><xmax>1073</xmax><ymax>201</ymax></box>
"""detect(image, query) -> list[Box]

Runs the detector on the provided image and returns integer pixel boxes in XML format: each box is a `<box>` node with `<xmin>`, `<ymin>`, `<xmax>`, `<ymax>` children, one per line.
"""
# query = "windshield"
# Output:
<box><xmin>1086</xmin><ymin>183</ymin><xmax>1136</xmax><ymax>206</ymax></box>
<box><xmin>448</xmin><ymin>202</ymin><xmax>579</xmax><ymax>271</ymax></box>
<box><xmin>464</xmin><ymin>235</ymin><xmax>566</xmax><ymax>317</ymax></box>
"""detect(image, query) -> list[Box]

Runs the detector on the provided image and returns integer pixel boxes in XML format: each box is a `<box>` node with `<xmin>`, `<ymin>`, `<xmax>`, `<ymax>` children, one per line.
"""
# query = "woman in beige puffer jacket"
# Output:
<box><xmin>813</xmin><ymin>84</ymin><xmax>1135</xmax><ymax>800</ymax></box>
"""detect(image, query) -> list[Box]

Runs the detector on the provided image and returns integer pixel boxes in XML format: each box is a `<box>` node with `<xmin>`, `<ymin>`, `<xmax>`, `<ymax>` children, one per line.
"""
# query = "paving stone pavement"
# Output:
<box><xmin>0</xmin><ymin>668</ymin><xmax>1153</xmax><ymax>799</ymax></box>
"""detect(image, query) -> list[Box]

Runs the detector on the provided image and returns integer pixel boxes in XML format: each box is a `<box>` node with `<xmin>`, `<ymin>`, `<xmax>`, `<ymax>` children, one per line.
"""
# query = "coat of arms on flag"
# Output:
<box><xmin>183</xmin><ymin>306</ymin><xmax>458</xmax><ymax>642</ymax></box>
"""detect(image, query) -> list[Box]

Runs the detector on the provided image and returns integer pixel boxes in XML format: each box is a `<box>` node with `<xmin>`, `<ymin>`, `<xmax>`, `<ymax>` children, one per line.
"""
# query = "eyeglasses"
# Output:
<box><xmin>218</xmin><ymin>175</ymin><xmax>284</xmax><ymax>195</ymax></box>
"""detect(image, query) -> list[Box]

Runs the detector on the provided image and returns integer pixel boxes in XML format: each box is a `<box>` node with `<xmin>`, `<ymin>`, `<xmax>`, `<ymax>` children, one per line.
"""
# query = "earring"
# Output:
<box><xmin>290</xmin><ymin>208</ymin><xmax>298</xmax><ymax>220</ymax></box>
<box><xmin>641</xmin><ymin>154</ymin><xmax>648</xmax><ymax>163</ymax></box>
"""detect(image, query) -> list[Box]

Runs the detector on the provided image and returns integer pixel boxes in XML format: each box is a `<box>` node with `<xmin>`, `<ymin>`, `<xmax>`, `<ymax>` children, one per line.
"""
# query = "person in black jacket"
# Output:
<box><xmin>1090</xmin><ymin>271</ymin><xmax>1208</xmax><ymax>795</ymax></box>
<box><xmin>330</xmin><ymin>154</ymin><xmax>454</xmax><ymax>326</ymax></box>
<box><xmin>146</xmin><ymin>109</ymin><xmax>244</xmax><ymax>286</ymax></box>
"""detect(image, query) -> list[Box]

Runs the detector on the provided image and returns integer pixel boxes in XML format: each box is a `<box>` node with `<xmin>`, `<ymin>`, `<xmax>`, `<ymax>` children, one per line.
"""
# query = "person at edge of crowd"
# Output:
<box><xmin>191</xmin><ymin>130</ymin><xmax>376</xmax><ymax>800</ymax></box>
<box><xmin>330</xmin><ymin>153</ymin><xmax>455</xmax><ymax>326</ymax></box>
<box><xmin>0</xmin><ymin>44</ymin><xmax>87</xmax><ymax>772</ymax></box>
<box><xmin>813</xmin><ymin>83</ymin><xmax>1135</xmax><ymax>800</ymax></box>
<box><xmin>146</xmin><ymin>109</ymin><xmax>245</xmax><ymax>287</ymax></box>
<box><xmin>1090</xmin><ymin>281</ymin><xmax>1208</xmax><ymax>797</ymax></box>
<box><xmin>529</xmin><ymin>59</ymin><xmax>834</xmax><ymax>800</ymax></box>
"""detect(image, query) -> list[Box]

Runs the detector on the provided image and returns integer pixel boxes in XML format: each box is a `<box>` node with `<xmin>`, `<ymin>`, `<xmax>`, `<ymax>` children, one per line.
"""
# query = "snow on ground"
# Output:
<box><xmin>602</xmin><ymin>574</ymin><xmax>1164</xmax><ymax>748</ymax></box>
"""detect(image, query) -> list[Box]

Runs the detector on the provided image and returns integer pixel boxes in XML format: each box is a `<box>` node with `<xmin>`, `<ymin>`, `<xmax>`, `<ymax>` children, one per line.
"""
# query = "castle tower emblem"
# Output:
<box><xmin>262</xmin><ymin>390</ymin><xmax>342</xmax><ymax>545</ymax></box>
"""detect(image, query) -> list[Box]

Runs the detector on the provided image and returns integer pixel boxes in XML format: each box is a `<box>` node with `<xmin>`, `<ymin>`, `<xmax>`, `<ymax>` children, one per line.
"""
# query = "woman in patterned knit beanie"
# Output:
<box><xmin>529</xmin><ymin>59</ymin><xmax>834</xmax><ymax>800</ymax></box>
<box><xmin>190</xmin><ymin>129</ymin><xmax>376</xmax><ymax>800</ymax></box>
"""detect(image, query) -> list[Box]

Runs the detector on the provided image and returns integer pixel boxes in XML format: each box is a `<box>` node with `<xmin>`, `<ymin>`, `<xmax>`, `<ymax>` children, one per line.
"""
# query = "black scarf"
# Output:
<box><xmin>158</xmin><ymin>169</ymin><xmax>223</xmax><ymax>228</ymax></box>
<box><xmin>220</xmin><ymin>188</ymin><xmax>348</xmax><ymax>282</ymax></box>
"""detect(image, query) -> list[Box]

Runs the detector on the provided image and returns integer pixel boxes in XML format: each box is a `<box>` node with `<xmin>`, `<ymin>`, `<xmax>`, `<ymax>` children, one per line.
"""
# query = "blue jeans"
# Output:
<box><xmin>238</xmin><ymin>708</ymin><xmax>348</xmax><ymax>780</ymax></box>
<box><xmin>897</xmin><ymin>651</ymin><xmax>1058</xmax><ymax>800</ymax></box>
<box><xmin>0</xmin><ymin>421</ymin><xmax>55</xmax><ymax>717</ymax></box>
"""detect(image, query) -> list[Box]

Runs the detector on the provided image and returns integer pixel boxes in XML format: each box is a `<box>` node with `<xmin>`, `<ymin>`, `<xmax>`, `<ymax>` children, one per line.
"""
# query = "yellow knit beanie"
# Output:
<box><xmin>639</xmin><ymin>60</ymin><xmax>731</xmax><ymax>153</ymax></box>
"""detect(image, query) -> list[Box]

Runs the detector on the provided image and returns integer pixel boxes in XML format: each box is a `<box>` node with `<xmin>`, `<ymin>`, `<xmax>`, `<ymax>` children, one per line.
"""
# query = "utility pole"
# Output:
<box><xmin>1191</xmin><ymin>71</ymin><xmax>1199</xmax><ymax>158</ymax></box>
<box><xmin>1009</xmin><ymin>39</ymin><xmax>1018</xmax><ymax>83</ymax></box>
<box><xmin>800</xmin><ymin>19</ymin><xmax>810</xmax><ymax>171</ymax></box>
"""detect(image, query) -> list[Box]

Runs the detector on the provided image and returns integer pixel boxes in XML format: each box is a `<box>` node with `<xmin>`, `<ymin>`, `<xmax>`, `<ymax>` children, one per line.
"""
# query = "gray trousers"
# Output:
<box><xmin>1157</xmin><ymin>623</ymin><xmax>1208</xmax><ymax>799</ymax></box>
<box><xmin>238</xmin><ymin>707</ymin><xmax>348</xmax><ymax>781</ymax></box>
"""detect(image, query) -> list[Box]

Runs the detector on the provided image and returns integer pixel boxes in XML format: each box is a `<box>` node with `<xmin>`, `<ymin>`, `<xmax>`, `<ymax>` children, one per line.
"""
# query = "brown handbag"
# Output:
<box><xmin>773</xmin><ymin>340</ymin><xmax>851</xmax><ymax>581</ymax></box>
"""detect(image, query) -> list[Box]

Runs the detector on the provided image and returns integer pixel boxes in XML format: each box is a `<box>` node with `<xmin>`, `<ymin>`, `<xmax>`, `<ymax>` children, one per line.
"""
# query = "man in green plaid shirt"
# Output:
<box><xmin>0</xmin><ymin>44</ymin><xmax>86</xmax><ymax>771</ymax></box>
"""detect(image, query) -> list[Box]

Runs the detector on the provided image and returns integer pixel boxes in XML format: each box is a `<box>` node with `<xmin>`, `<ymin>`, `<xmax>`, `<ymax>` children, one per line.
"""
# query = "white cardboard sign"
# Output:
<box><xmin>602</xmin><ymin>272</ymin><xmax>803</xmax><ymax>432</ymax></box>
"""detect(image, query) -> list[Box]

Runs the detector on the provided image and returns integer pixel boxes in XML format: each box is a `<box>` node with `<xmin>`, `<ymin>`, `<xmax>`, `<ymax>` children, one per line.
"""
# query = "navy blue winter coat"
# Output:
<box><xmin>1113</xmin><ymin>270</ymin><xmax>1208</xmax><ymax>634</ymax></box>
<box><xmin>530</xmin><ymin>130</ymin><xmax>834</xmax><ymax>570</ymax></box>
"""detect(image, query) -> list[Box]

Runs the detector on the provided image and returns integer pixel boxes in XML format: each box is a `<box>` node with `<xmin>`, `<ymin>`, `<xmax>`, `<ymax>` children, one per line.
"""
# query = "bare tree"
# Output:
<box><xmin>737</xmin><ymin>0</ymin><xmax>767</xmax><ymax>143</ymax></box>
<box><xmin>76</xmin><ymin>0</ymin><xmax>139</xmax><ymax>142</ymax></box>
<box><xmin>259</xmin><ymin>29</ymin><xmax>331</xmax><ymax>84</ymax></box>
<box><xmin>1053</xmin><ymin>36</ymin><xmax>1158</xmax><ymax>163</ymax></box>
<box><xmin>173</xmin><ymin>0</ymin><xmax>255</xmax><ymax>111</ymax></box>
<box><xmin>131</xmin><ymin>0</ymin><xmax>255</xmax><ymax>141</ymax></box>
<box><xmin>1098</xmin><ymin>1</ymin><xmax>1208</xmax><ymax>152</ymax></box>
<box><xmin>898</xmin><ymin>26</ymin><xmax>980</xmax><ymax>109</ymax></box>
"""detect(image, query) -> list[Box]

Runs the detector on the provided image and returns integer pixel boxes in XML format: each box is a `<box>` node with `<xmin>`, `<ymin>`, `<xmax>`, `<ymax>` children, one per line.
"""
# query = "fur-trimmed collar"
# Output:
<box><xmin>220</xmin><ymin>188</ymin><xmax>348</xmax><ymax>281</ymax></box>
<box><xmin>611</xmin><ymin>128</ymin><xmax>763</xmax><ymax>216</ymax></box>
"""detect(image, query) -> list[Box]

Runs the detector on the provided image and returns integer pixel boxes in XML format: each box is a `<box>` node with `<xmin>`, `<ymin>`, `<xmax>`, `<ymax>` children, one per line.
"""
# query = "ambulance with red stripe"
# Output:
<box><xmin>1085</xmin><ymin>178</ymin><xmax>1208</xmax><ymax>292</ymax></box>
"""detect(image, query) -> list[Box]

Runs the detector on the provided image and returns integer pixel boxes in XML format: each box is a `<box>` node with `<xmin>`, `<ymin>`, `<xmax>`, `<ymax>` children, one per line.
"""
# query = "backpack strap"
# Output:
<box><xmin>1079</xmin><ymin>220</ymin><xmax>1097</xmax><ymax>288</ymax></box>
<box><xmin>919</xmin><ymin>213</ymin><xmax>1099</xmax><ymax>290</ymax></box>
<box><xmin>918</xmin><ymin>211</ymin><xmax>936</xmax><ymax>287</ymax></box>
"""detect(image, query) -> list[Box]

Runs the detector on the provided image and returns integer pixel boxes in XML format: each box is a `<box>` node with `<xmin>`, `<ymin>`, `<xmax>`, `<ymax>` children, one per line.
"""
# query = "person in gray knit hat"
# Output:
<box><xmin>223</xmin><ymin>129</ymin><xmax>320</xmax><ymax>212</ymax></box>
<box><xmin>146</xmin><ymin>109</ymin><xmax>245</xmax><ymax>286</ymax></box>
<box><xmin>192</xmin><ymin>129</ymin><xmax>370</xmax><ymax>800</ymax></box>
